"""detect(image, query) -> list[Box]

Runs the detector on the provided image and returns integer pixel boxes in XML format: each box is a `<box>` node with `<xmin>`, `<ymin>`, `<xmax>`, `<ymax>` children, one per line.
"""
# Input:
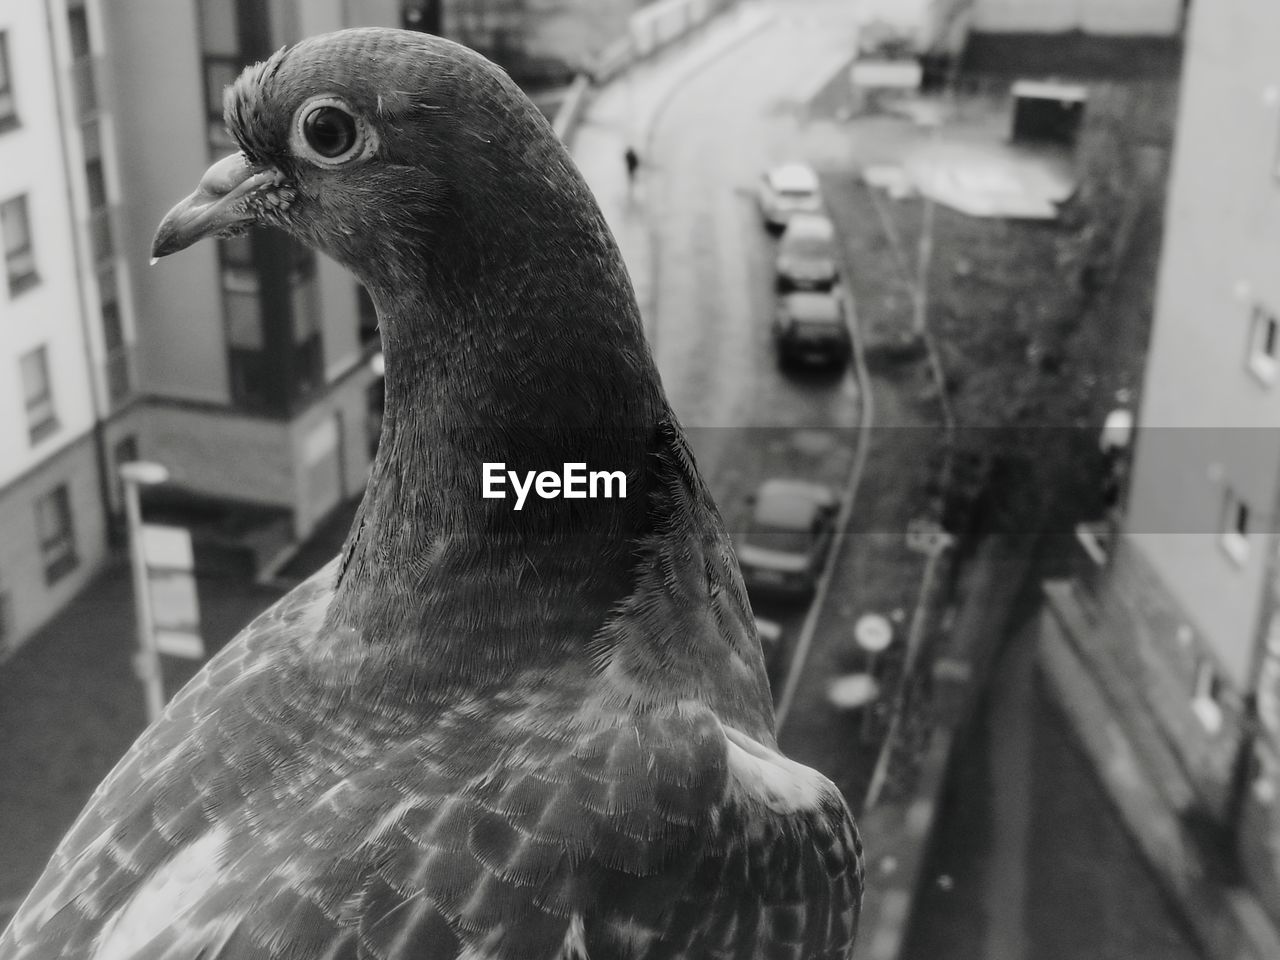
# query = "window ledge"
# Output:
<box><xmin>1249</xmin><ymin>352</ymin><xmax>1277</xmax><ymax>386</ymax></box>
<box><xmin>27</xmin><ymin>416</ymin><xmax>60</xmax><ymax>446</ymax></box>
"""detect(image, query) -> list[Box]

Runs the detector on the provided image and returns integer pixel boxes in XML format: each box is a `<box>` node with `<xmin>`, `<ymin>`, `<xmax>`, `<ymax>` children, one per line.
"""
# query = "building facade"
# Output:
<box><xmin>0</xmin><ymin>0</ymin><xmax>647</xmax><ymax>656</ymax></box>
<box><xmin>102</xmin><ymin>0</ymin><xmax>400</xmax><ymax>560</ymax></box>
<box><xmin>0</xmin><ymin>0</ymin><xmax>134</xmax><ymax>657</ymax></box>
<box><xmin>1042</xmin><ymin>0</ymin><xmax>1280</xmax><ymax>940</ymax></box>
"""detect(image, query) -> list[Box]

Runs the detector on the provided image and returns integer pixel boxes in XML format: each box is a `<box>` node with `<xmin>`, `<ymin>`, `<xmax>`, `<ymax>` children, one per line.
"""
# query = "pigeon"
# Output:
<box><xmin>0</xmin><ymin>27</ymin><xmax>863</xmax><ymax>960</ymax></box>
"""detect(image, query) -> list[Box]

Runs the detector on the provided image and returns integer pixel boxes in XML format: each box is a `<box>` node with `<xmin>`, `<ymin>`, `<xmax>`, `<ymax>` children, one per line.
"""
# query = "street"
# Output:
<box><xmin>641</xmin><ymin>1</ymin><xmax>865</xmax><ymax>668</ymax></box>
<box><xmin>0</xmin><ymin>1</ymin><xmax>1206</xmax><ymax>955</ymax></box>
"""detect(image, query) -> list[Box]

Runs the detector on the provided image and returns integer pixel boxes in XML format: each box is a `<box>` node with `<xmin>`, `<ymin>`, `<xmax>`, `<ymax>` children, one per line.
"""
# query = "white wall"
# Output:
<box><xmin>0</xmin><ymin>4</ymin><xmax>97</xmax><ymax>488</ymax></box>
<box><xmin>1127</xmin><ymin>0</ymin><xmax>1280</xmax><ymax>688</ymax></box>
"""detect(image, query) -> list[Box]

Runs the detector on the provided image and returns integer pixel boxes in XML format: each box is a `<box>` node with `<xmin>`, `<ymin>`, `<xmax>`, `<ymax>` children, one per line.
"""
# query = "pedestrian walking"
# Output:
<box><xmin>624</xmin><ymin>146</ymin><xmax>640</xmax><ymax>188</ymax></box>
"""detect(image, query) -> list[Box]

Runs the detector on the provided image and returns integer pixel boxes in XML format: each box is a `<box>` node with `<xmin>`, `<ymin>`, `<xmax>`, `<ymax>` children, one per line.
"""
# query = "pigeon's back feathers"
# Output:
<box><xmin>0</xmin><ymin>26</ymin><xmax>863</xmax><ymax>960</ymax></box>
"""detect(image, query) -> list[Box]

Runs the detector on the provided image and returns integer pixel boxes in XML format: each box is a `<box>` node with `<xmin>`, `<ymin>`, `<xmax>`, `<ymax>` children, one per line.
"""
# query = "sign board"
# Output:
<box><xmin>141</xmin><ymin>524</ymin><xmax>204</xmax><ymax>660</ymax></box>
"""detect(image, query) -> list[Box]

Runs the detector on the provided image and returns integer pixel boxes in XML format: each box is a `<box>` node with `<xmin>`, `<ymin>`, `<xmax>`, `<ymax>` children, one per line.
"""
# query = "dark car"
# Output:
<box><xmin>773</xmin><ymin>291</ymin><xmax>851</xmax><ymax>368</ymax></box>
<box><xmin>737</xmin><ymin>479</ymin><xmax>839</xmax><ymax>599</ymax></box>
<box><xmin>775</xmin><ymin>213</ymin><xmax>838</xmax><ymax>291</ymax></box>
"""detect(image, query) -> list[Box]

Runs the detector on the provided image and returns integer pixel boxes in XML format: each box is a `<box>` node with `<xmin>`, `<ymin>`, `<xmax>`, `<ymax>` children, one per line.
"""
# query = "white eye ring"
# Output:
<box><xmin>290</xmin><ymin>95</ymin><xmax>378</xmax><ymax>167</ymax></box>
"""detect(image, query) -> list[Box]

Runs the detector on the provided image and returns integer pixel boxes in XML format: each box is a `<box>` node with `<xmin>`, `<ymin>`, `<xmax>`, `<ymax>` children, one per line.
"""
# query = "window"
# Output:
<box><xmin>66</xmin><ymin>6</ymin><xmax>96</xmax><ymax>120</ymax></box>
<box><xmin>291</xmin><ymin>272</ymin><xmax>323</xmax><ymax>398</ymax></box>
<box><xmin>203</xmin><ymin>58</ymin><xmax>240</xmax><ymax>151</ymax></box>
<box><xmin>0</xmin><ymin>31</ymin><xmax>15</xmax><ymax>130</ymax></box>
<box><xmin>20</xmin><ymin>345</ymin><xmax>58</xmax><ymax>444</ymax></box>
<box><xmin>1249</xmin><ymin>304</ymin><xmax>1278</xmax><ymax>384</ymax></box>
<box><xmin>35</xmin><ymin>485</ymin><xmax>78</xmax><ymax>584</ymax></box>
<box><xmin>67</xmin><ymin>5</ymin><xmax>91</xmax><ymax>59</ymax></box>
<box><xmin>220</xmin><ymin>236</ymin><xmax>264</xmax><ymax>351</ymax></box>
<box><xmin>197</xmin><ymin>0</ymin><xmax>239</xmax><ymax>55</ymax></box>
<box><xmin>102</xmin><ymin>294</ymin><xmax>131</xmax><ymax>403</ymax></box>
<box><xmin>85</xmin><ymin>157</ymin><xmax>107</xmax><ymax>209</ymax></box>
<box><xmin>1221</xmin><ymin>489</ymin><xmax>1251</xmax><ymax>565</ymax></box>
<box><xmin>1</xmin><ymin>194</ymin><xmax>37</xmax><ymax>294</ymax></box>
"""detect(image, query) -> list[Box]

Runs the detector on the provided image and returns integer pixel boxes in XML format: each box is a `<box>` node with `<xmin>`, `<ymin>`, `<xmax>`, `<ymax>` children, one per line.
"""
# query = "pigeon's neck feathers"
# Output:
<box><xmin>332</xmin><ymin>86</ymin><xmax>670</xmax><ymax>639</ymax></box>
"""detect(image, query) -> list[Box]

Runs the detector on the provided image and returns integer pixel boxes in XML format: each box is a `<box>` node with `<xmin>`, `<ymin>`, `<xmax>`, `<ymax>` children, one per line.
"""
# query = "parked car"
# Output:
<box><xmin>773</xmin><ymin>291</ymin><xmax>851</xmax><ymax>368</ymax></box>
<box><xmin>775</xmin><ymin>213</ymin><xmax>839</xmax><ymax>291</ymax></box>
<box><xmin>737</xmin><ymin>479</ymin><xmax>839</xmax><ymax>599</ymax></box>
<box><xmin>757</xmin><ymin>162</ymin><xmax>823</xmax><ymax>229</ymax></box>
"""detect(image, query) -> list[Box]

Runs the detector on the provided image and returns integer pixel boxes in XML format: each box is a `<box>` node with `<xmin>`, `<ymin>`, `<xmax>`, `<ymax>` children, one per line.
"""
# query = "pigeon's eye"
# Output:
<box><xmin>304</xmin><ymin>106</ymin><xmax>357</xmax><ymax>157</ymax></box>
<box><xmin>290</xmin><ymin>96</ymin><xmax>374</xmax><ymax>167</ymax></box>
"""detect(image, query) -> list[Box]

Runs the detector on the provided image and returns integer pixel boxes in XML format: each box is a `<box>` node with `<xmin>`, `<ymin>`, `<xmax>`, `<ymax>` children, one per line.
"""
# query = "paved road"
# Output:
<box><xmin>640</xmin><ymin>1</ymin><xmax>867</xmax><ymax>663</ymax></box>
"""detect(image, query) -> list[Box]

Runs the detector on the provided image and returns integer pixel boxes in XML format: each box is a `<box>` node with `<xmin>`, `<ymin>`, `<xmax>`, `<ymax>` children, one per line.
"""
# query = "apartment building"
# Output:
<box><xmin>0</xmin><ymin>0</ymin><xmax>134</xmax><ymax>656</ymax></box>
<box><xmin>0</xmin><ymin>0</ymin><xmax>635</xmax><ymax>656</ymax></box>
<box><xmin>98</xmin><ymin>0</ymin><xmax>405</xmax><ymax>566</ymax></box>
<box><xmin>1042</xmin><ymin>0</ymin><xmax>1280</xmax><ymax>937</ymax></box>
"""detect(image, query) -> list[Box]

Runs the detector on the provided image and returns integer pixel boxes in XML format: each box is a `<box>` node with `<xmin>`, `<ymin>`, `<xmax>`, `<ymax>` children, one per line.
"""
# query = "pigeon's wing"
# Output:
<box><xmin>350</xmin><ymin>707</ymin><xmax>864</xmax><ymax>960</ymax></box>
<box><xmin>3</xmin><ymin>677</ymin><xmax>860</xmax><ymax>960</ymax></box>
<box><xmin>156</xmin><ymin>703</ymin><xmax>861</xmax><ymax>960</ymax></box>
<box><xmin>0</xmin><ymin>565</ymin><xmax>343</xmax><ymax>960</ymax></box>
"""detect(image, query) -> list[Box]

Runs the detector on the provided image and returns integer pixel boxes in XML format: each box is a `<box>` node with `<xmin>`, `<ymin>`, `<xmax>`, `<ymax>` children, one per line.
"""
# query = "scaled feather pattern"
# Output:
<box><xmin>0</xmin><ymin>28</ymin><xmax>863</xmax><ymax>960</ymax></box>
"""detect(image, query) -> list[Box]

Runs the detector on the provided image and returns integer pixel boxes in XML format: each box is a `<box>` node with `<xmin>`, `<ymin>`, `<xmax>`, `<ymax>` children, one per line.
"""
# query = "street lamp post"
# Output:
<box><xmin>120</xmin><ymin>460</ymin><xmax>170</xmax><ymax>724</ymax></box>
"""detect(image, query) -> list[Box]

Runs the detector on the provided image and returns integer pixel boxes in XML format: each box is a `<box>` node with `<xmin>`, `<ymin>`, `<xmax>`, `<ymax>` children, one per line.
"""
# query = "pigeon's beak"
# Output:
<box><xmin>151</xmin><ymin>153</ymin><xmax>281</xmax><ymax>260</ymax></box>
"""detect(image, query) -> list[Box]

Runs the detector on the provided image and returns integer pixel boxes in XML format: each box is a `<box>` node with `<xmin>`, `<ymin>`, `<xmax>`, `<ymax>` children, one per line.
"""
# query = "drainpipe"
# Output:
<box><xmin>43</xmin><ymin>0</ymin><xmax>116</xmax><ymax>546</ymax></box>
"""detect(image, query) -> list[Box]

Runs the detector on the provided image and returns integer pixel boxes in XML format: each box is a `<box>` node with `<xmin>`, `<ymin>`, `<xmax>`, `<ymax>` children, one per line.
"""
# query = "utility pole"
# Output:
<box><xmin>120</xmin><ymin>460</ymin><xmax>170</xmax><ymax>724</ymax></box>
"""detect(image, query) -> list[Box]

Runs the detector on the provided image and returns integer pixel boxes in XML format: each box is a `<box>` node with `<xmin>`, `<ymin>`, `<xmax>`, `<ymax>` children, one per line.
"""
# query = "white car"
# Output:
<box><xmin>737</xmin><ymin>479</ymin><xmax>839</xmax><ymax>599</ymax></box>
<box><xmin>757</xmin><ymin>163</ymin><xmax>823</xmax><ymax>229</ymax></box>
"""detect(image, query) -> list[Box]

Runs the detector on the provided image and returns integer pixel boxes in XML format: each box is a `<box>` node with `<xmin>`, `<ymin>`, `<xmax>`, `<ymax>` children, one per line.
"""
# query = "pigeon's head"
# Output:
<box><xmin>151</xmin><ymin>28</ymin><xmax>559</xmax><ymax>282</ymax></box>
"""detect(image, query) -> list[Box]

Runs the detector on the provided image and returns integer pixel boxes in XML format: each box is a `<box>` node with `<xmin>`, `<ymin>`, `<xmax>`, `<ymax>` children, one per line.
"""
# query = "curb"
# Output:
<box><xmin>774</xmin><ymin>282</ymin><xmax>875</xmax><ymax>731</ymax></box>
